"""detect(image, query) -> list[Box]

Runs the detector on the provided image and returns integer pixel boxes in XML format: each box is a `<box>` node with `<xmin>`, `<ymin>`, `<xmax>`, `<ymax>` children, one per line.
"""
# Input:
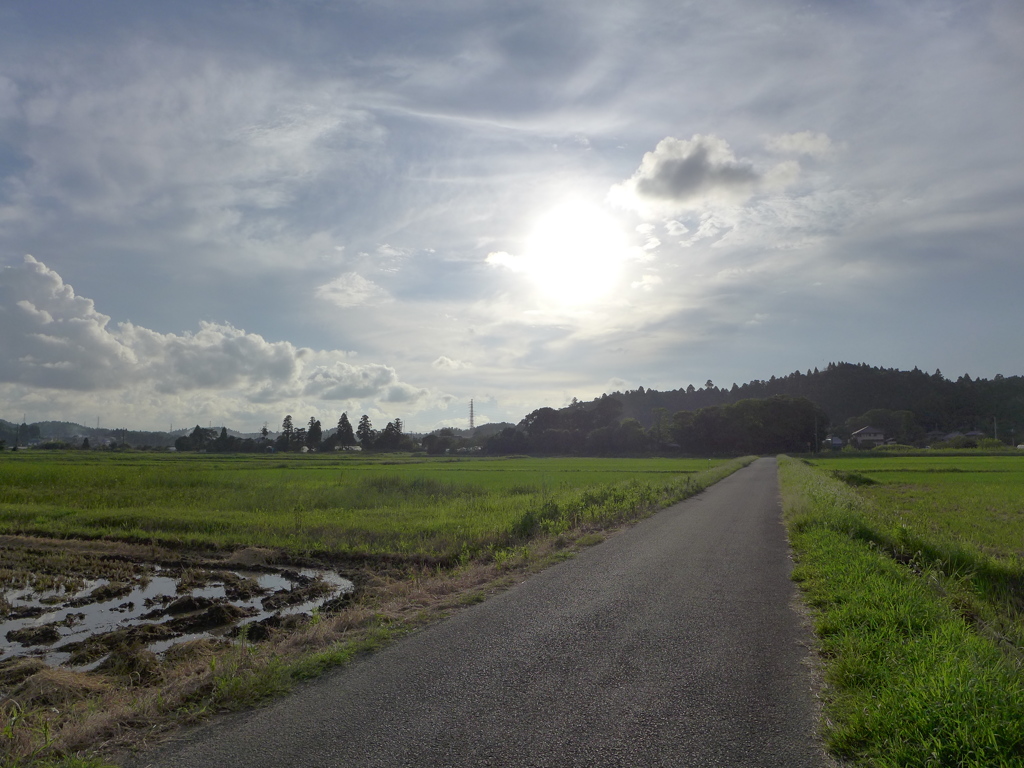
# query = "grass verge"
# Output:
<box><xmin>778</xmin><ymin>456</ymin><xmax>1024</xmax><ymax>766</ymax></box>
<box><xmin>2</xmin><ymin>456</ymin><xmax>754</xmax><ymax>767</ymax></box>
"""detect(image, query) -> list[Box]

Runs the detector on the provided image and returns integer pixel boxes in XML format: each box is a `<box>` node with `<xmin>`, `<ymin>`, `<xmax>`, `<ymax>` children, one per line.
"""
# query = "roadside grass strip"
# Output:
<box><xmin>778</xmin><ymin>457</ymin><xmax>1024</xmax><ymax>767</ymax></box>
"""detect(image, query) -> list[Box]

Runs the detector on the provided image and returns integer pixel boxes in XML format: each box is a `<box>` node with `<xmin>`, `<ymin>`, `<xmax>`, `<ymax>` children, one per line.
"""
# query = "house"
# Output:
<box><xmin>822</xmin><ymin>435</ymin><xmax>844</xmax><ymax>449</ymax></box>
<box><xmin>851</xmin><ymin>426</ymin><xmax>885</xmax><ymax>447</ymax></box>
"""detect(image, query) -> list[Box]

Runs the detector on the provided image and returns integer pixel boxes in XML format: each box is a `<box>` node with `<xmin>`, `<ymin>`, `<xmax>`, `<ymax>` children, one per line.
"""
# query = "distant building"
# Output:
<box><xmin>851</xmin><ymin>426</ymin><xmax>885</xmax><ymax>447</ymax></box>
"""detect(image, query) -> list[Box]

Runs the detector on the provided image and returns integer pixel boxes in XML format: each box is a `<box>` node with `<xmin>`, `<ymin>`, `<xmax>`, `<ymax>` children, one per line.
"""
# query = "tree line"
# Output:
<box><xmin>172</xmin><ymin>412</ymin><xmax>416</xmax><ymax>453</ymax></box>
<box><xmin>10</xmin><ymin>362</ymin><xmax>1022</xmax><ymax>456</ymax></box>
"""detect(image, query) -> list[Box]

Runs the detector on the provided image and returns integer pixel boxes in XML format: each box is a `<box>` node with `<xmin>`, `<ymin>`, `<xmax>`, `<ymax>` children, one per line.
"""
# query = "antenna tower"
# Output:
<box><xmin>469</xmin><ymin>399</ymin><xmax>475</xmax><ymax>431</ymax></box>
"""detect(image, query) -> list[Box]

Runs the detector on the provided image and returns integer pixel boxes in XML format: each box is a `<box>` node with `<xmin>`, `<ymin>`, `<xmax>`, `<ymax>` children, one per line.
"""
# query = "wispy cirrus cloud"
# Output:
<box><xmin>0</xmin><ymin>45</ymin><xmax>384</xmax><ymax>274</ymax></box>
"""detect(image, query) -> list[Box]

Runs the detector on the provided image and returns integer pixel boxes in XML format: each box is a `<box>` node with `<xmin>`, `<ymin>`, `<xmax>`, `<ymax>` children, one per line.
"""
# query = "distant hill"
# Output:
<box><xmin>576</xmin><ymin>363</ymin><xmax>1024</xmax><ymax>438</ymax></box>
<box><xmin>0</xmin><ymin>419</ymin><xmax>178</xmax><ymax>448</ymax></box>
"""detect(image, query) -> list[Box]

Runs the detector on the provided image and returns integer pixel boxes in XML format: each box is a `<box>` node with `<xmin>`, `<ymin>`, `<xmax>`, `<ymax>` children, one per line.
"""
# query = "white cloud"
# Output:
<box><xmin>0</xmin><ymin>256</ymin><xmax>424</xmax><ymax>412</ymax></box>
<box><xmin>485</xmin><ymin>251</ymin><xmax>526</xmax><ymax>272</ymax></box>
<box><xmin>0</xmin><ymin>256</ymin><xmax>137</xmax><ymax>389</ymax></box>
<box><xmin>765</xmin><ymin>131</ymin><xmax>834</xmax><ymax>158</ymax></box>
<box><xmin>432</xmin><ymin>356</ymin><xmax>472</xmax><ymax>370</ymax></box>
<box><xmin>631</xmin><ymin>275</ymin><xmax>663</xmax><ymax>291</ymax></box>
<box><xmin>119</xmin><ymin>321</ymin><xmax>308</xmax><ymax>396</ymax></box>
<box><xmin>381</xmin><ymin>382</ymin><xmax>430</xmax><ymax>404</ymax></box>
<box><xmin>315</xmin><ymin>272</ymin><xmax>391</xmax><ymax>308</ymax></box>
<box><xmin>303</xmin><ymin>361</ymin><xmax>400</xmax><ymax>400</ymax></box>
<box><xmin>679</xmin><ymin>214</ymin><xmax>730</xmax><ymax>247</ymax></box>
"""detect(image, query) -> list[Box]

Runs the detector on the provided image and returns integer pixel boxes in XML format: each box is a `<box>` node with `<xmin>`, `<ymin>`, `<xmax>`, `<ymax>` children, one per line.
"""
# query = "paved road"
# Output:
<box><xmin>128</xmin><ymin>457</ymin><xmax>824</xmax><ymax>767</ymax></box>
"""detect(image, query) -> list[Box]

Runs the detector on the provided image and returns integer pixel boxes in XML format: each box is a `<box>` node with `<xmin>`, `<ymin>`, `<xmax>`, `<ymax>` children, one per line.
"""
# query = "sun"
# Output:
<box><xmin>520</xmin><ymin>201</ymin><xmax>629</xmax><ymax>305</ymax></box>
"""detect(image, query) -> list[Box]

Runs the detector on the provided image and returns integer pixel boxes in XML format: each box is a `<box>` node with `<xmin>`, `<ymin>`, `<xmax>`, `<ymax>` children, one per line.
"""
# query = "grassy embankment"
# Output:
<box><xmin>779</xmin><ymin>455</ymin><xmax>1024</xmax><ymax>766</ymax></box>
<box><xmin>1</xmin><ymin>452</ymin><xmax>753</xmax><ymax>767</ymax></box>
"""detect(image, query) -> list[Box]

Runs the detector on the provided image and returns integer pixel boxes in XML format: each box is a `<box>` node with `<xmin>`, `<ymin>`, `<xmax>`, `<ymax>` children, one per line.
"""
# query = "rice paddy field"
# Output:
<box><xmin>808</xmin><ymin>454</ymin><xmax>1024</xmax><ymax>563</ymax></box>
<box><xmin>0</xmin><ymin>452</ymin><xmax>730</xmax><ymax>561</ymax></box>
<box><xmin>1</xmin><ymin>451</ymin><xmax>750</xmax><ymax>767</ymax></box>
<box><xmin>782</xmin><ymin>453</ymin><xmax>1024</xmax><ymax>766</ymax></box>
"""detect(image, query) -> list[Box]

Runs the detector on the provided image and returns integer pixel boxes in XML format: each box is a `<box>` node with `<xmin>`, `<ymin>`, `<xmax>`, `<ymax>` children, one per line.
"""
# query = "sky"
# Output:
<box><xmin>1</xmin><ymin>0</ymin><xmax>1022</xmax><ymax>434</ymax></box>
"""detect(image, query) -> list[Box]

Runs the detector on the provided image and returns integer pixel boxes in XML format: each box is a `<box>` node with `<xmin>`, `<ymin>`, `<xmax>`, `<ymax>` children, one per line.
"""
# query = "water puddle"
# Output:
<box><xmin>1</xmin><ymin>564</ymin><xmax>353</xmax><ymax>668</ymax></box>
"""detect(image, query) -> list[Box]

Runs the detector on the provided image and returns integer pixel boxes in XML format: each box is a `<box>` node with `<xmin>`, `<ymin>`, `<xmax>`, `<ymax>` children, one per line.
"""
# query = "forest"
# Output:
<box><xmin>609</xmin><ymin>362</ymin><xmax>1022</xmax><ymax>434</ymax></box>
<box><xmin>484</xmin><ymin>362</ymin><xmax>1022</xmax><ymax>456</ymax></box>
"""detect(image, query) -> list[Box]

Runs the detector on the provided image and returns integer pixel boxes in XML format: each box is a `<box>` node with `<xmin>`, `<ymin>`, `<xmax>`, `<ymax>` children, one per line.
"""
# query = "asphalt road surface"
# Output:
<box><xmin>128</xmin><ymin>457</ymin><xmax>825</xmax><ymax>767</ymax></box>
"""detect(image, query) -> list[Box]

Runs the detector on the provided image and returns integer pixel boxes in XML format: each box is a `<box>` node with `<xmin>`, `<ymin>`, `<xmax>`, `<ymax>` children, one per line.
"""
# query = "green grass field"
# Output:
<box><xmin>780</xmin><ymin>454</ymin><xmax>1024</xmax><ymax>766</ymax></box>
<box><xmin>808</xmin><ymin>454</ymin><xmax>1024</xmax><ymax>562</ymax></box>
<box><xmin>0</xmin><ymin>452</ymin><xmax>731</xmax><ymax>560</ymax></box>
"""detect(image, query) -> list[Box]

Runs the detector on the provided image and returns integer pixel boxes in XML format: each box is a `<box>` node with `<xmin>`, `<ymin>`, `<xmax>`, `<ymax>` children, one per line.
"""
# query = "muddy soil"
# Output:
<box><xmin>0</xmin><ymin>536</ymin><xmax>354</xmax><ymax>671</ymax></box>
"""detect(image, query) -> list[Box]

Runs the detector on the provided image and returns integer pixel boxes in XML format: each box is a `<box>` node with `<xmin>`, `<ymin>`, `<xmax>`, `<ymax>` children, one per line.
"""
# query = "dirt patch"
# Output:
<box><xmin>79</xmin><ymin>580</ymin><xmax>134</xmax><ymax>604</ymax></box>
<box><xmin>166</xmin><ymin>603</ymin><xmax>258</xmax><ymax>633</ymax></box>
<box><xmin>61</xmin><ymin>623</ymin><xmax>182</xmax><ymax>667</ymax></box>
<box><xmin>163</xmin><ymin>595</ymin><xmax>216</xmax><ymax>616</ymax></box>
<box><xmin>223</xmin><ymin>547</ymin><xmax>278</xmax><ymax>568</ymax></box>
<box><xmin>6</xmin><ymin>623</ymin><xmax>62</xmax><ymax>647</ymax></box>
<box><xmin>261</xmin><ymin>577</ymin><xmax>335</xmax><ymax>611</ymax></box>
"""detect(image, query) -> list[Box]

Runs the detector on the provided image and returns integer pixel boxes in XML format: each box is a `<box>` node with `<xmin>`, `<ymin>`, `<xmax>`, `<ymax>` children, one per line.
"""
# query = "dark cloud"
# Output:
<box><xmin>610</xmin><ymin>135</ymin><xmax>763</xmax><ymax>215</ymax></box>
<box><xmin>304</xmin><ymin>362</ymin><xmax>400</xmax><ymax>400</ymax></box>
<box><xmin>635</xmin><ymin>138</ymin><xmax>759</xmax><ymax>201</ymax></box>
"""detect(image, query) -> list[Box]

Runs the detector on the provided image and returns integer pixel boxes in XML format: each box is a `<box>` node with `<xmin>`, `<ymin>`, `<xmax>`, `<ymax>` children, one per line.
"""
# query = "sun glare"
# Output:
<box><xmin>521</xmin><ymin>201</ymin><xmax>629</xmax><ymax>305</ymax></box>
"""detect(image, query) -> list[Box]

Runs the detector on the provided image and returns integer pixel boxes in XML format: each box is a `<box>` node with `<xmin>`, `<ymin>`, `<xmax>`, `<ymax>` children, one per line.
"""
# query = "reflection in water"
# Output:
<box><xmin>1</xmin><ymin>567</ymin><xmax>354</xmax><ymax>668</ymax></box>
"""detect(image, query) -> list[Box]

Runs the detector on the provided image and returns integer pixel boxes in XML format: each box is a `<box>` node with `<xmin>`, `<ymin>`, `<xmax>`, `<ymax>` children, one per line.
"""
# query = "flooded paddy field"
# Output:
<box><xmin>0</xmin><ymin>536</ymin><xmax>354</xmax><ymax>671</ymax></box>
